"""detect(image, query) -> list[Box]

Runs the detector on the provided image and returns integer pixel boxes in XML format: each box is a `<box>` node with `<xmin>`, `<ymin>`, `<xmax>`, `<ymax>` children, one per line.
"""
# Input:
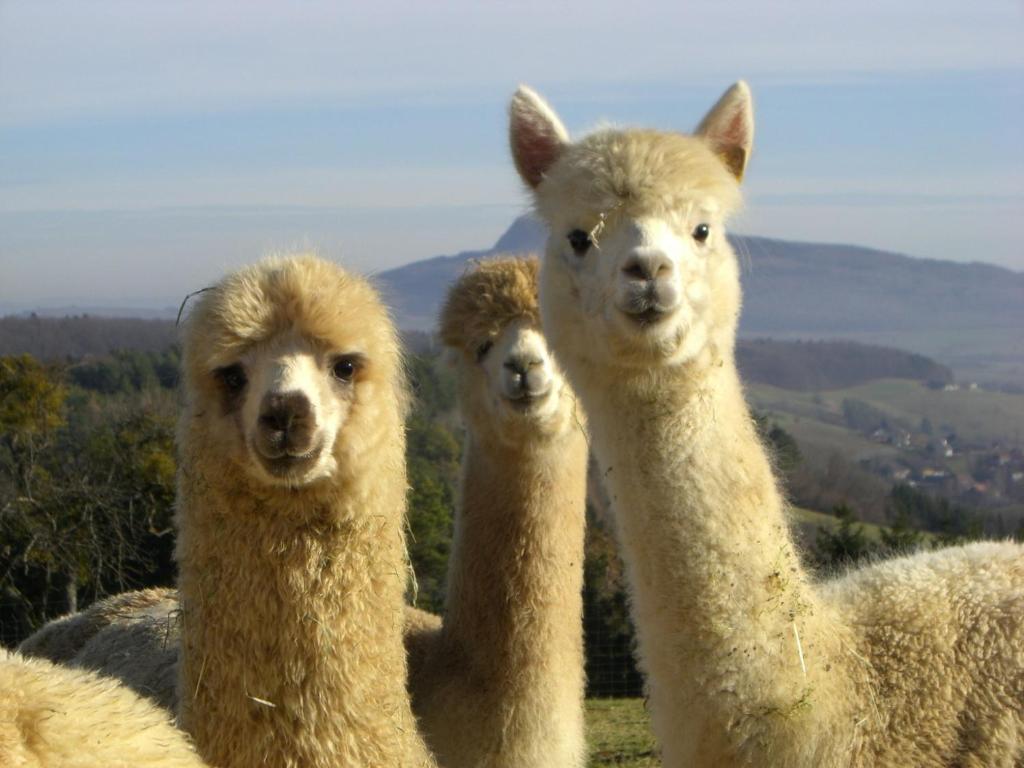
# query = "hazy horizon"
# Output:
<box><xmin>2</xmin><ymin>1</ymin><xmax>1022</xmax><ymax>308</ymax></box>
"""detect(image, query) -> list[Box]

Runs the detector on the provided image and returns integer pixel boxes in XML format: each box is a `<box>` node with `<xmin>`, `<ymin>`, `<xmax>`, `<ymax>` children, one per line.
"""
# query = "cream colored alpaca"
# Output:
<box><xmin>175</xmin><ymin>254</ymin><xmax>435</xmax><ymax>768</ymax></box>
<box><xmin>408</xmin><ymin>256</ymin><xmax>589</xmax><ymax>768</ymax></box>
<box><xmin>0</xmin><ymin>648</ymin><xmax>207</xmax><ymax>767</ymax></box>
<box><xmin>19</xmin><ymin>588</ymin><xmax>180</xmax><ymax>710</ymax></box>
<box><xmin>510</xmin><ymin>82</ymin><xmax>1024</xmax><ymax>767</ymax></box>
<box><xmin>19</xmin><ymin>589</ymin><xmax>436</xmax><ymax>713</ymax></box>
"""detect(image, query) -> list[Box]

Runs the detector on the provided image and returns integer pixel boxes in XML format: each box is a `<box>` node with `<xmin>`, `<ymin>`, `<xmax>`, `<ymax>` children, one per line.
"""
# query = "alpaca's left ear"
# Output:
<box><xmin>695</xmin><ymin>81</ymin><xmax>754</xmax><ymax>182</ymax></box>
<box><xmin>509</xmin><ymin>85</ymin><xmax>569</xmax><ymax>189</ymax></box>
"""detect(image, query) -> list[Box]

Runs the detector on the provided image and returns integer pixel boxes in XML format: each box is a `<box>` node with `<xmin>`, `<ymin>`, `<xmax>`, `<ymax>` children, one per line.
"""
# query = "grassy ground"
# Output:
<box><xmin>587</xmin><ymin>698</ymin><xmax>660</xmax><ymax>767</ymax></box>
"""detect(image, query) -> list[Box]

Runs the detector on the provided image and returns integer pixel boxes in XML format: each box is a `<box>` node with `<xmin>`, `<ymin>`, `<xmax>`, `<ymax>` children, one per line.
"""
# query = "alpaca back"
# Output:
<box><xmin>823</xmin><ymin>541</ymin><xmax>1024</xmax><ymax>765</ymax></box>
<box><xmin>0</xmin><ymin>649</ymin><xmax>207</xmax><ymax>768</ymax></box>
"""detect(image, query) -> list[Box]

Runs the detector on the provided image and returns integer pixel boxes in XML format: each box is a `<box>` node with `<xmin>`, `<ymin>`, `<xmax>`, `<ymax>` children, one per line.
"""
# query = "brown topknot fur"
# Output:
<box><xmin>439</xmin><ymin>255</ymin><xmax>541</xmax><ymax>354</ymax></box>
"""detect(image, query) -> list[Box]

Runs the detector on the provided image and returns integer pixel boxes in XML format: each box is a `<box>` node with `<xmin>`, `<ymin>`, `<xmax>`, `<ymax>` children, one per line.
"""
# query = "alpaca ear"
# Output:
<box><xmin>509</xmin><ymin>85</ymin><xmax>569</xmax><ymax>189</ymax></box>
<box><xmin>695</xmin><ymin>81</ymin><xmax>754</xmax><ymax>182</ymax></box>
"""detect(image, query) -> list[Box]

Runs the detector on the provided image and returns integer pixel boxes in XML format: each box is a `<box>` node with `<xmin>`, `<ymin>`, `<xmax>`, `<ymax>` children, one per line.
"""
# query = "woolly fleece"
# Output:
<box><xmin>0</xmin><ymin>649</ymin><xmax>207</xmax><ymax>768</ymax></box>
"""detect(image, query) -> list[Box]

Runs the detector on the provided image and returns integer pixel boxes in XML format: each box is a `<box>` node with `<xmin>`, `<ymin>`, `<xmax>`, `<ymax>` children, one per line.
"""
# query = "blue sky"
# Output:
<box><xmin>1</xmin><ymin>0</ymin><xmax>1022</xmax><ymax>309</ymax></box>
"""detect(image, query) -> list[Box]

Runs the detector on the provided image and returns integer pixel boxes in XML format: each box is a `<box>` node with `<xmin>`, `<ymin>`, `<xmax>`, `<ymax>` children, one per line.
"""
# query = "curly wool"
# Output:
<box><xmin>438</xmin><ymin>255</ymin><xmax>541</xmax><ymax>355</ymax></box>
<box><xmin>0</xmin><ymin>649</ymin><xmax>207</xmax><ymax>768</ymax></box>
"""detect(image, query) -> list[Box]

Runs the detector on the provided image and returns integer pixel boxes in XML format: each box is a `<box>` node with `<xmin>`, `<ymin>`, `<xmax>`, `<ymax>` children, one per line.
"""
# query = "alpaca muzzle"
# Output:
<box><xmin>255</xmin><ymin>391</ymin><xmax>317</xmax><ymax>459</ymax></box>
<box><xmin>502</xmin><ymin>356</ymin><xmax>552</xmax><ymax>405</ymax></box>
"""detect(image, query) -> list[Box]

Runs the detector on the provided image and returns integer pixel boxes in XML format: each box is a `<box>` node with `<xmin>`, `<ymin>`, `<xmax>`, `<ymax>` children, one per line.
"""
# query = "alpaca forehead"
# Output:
<box><xmin>611</xmin><ymin>212</ymin><xmax>708</xmax><ymax>246</ymax></box>
<box><xmin>201</xmin><ymin>260</ymin><xmax>389</xmax><ymax>354</ymax></box>
<box><xmin>497</xmin><ymin>317</ymin><xmax>543</xmax><ymax>347</ymax></box>
<box><xmin>537</xmin><ymin>129</ymin><xmax>741</xmax><ymax>222</ymax></box>
<box><xmin>486</xmin><ymin>320</ymin><xmax>549</xmax><ymax>365</ymax></box>
<box><xmin>243</xmin><ymin>335</ymin><xmax>325</xmax><ymax>388</ymax></box>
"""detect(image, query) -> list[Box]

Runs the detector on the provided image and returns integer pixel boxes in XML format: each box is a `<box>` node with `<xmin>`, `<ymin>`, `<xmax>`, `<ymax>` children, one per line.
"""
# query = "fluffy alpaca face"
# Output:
<box><xmin>465</xmin><ymin>316</ymin><xmax>566</xmax><ymax>433</ymax></box>
<box><xmin>439</xmin><ymin>256</ymin><xmax>571</xmax><ymax>442</ymax></box>
<box><xmin>210</xmin><ymin>330</ymin><xmax>358</xmax><ymax>486</ymax></box>
<box><xmin>182</xmin><ymin>255</ymin><xmax>403</xmax><ymax>492</ymax></box>
<box><xmin>509</xmin><ymin>83</ymin><xmax>753</xmax><ymax>372</ymax></box>
<box><xmin>540</xmin><ymin>202</ymin><xmax>741</xmax><ymax>370</ymax></box>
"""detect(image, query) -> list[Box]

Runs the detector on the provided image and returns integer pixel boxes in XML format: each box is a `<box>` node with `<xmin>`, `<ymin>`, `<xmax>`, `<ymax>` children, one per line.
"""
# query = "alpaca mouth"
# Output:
<box><xmin>624</xmin><ymin>306</ymin><xmax>672</xmax><ymax>328</ymax></box>
<box><xmin>505</xmin><ymin>387</ymin><xmax>551</xmax><ymax>411</ymax></box>
<box><xmin>254</xmin><ymin>441</ymin><xmax>324</xmax><ymax>479</ymax></box>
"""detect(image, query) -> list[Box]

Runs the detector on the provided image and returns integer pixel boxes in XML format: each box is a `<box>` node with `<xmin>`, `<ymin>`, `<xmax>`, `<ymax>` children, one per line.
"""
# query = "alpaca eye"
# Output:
<box><xmin>215</xmin><ymin>364</ymin><xmax>247</xmax><ymax>393</ymax></box>
<box><xmin>475</xmin><ymin>340</ymin><xmax>494</xmax><ymax>362</ymax></box>
<box><xmin>692</xmin><ymin>223</ymin><xmax>710</xmax><ymax>243</ymax></box>
<box><xmin>567</xmin><ymin>229</ymin><xmax>592</xmax><ymax>256</ymax></box>
<box><xmin>331</xmin><ymin>356</ymin><xmax>359</xmax><ymax>382</ymax></box>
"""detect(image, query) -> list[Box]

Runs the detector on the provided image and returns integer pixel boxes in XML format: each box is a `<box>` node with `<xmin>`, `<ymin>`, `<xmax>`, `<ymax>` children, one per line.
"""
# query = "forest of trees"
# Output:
<box><xmin>0</xmin><ymin>342</ymin><xmax>997</xmax><ymax>695</ymax></box>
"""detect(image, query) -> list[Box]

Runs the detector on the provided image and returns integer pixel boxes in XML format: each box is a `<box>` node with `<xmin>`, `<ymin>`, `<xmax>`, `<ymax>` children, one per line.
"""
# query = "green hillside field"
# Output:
<box><xmin>747</xmin><ymin>378</ymin><xmax>1024</xmax><ymax>448</ymax></box>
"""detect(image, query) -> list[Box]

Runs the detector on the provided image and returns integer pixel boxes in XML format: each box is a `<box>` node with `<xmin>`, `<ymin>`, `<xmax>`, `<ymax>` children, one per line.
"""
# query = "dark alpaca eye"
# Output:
<box><xmin>692</xmin><ymin>223</ymin><xmax>710</xmax><ymax>243</ymax></box>
<box><xmin>475</xmin><ymin>340</ymin><xmax>494</xmax><ymax>362</ymax></box>
<box><xmin>215</xmin><ymin>364</ymin><xmax>247</xmax><ymax>393</ymax></box>
<box><xmin>567</xmin><ymin>229</ymin><xmax>593</xmax><ymax>256</ymax></box>
<box><xmin>331</xmin><ymin>356</ymin><xmax>359</xmax><ymax>382</ymax></box>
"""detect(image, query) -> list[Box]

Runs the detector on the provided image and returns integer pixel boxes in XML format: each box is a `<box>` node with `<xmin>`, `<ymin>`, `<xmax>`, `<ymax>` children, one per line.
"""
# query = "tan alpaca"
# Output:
<box><xmin>408</xmin><ymin>256</ymin><xmax>589</xmax><ymax>768</ymax></box>
<box><xmin>510</xmin><ymin>82</ymin><xmax>1024</xmax><ymax>767</ymax></box>
<box><xmin>175</xmin><ymin>254</ymin><xmax>435</xmax><ymax>768</ymax></box>
<box><xmin>0</xmin><ymin>649</ymin><xmax>207</xmax><ymax>767</ymax></box>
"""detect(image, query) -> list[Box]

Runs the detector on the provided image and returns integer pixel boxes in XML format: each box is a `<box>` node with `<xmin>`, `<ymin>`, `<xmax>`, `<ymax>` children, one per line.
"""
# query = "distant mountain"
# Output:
<box><xmin>0</xmin><ymin>314</ymin><xmax>957</xmax><ymax>395</ymax></box>
<box><xmin>5</xmin><ymin>216</ymin><xmax>1021</xmax><ymax>383</ymax></box>
<box><xmin>376</xmin><ymin>216</ymin><xmax>1024</xmax><ymax>383</ymax></box>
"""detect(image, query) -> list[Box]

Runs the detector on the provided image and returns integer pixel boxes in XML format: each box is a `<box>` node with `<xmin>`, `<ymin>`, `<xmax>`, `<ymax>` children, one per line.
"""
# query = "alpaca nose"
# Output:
<box><xmin>257</xmin><ymin>391</ymin><xmax>314</xmax><ymax>455</ymax></box>
<box><xmin>621</xmin><ymin>249</ymin><xmax>672</xmax><ymax>282</ymax></box>
<box><xmin>503</xmin><ymin>356</ymin><xmax>549</xmax><ymax>398</ymax></box>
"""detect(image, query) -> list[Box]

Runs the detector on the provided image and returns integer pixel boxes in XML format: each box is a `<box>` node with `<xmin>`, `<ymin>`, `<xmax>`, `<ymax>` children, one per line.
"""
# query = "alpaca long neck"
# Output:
<box><xmin>443</xmin><ymin>424</ymin><xmax>587</xmax><ymax>683</ymax></box>
<box><xmin>177</xmin><ymin>475</ymin><xmax>432</xmax><ymax>768</ymax></box>
<box><xmin>583</xmin><ymin>359</ymin><xmax>855</xmax><ymax>761</ymax></box>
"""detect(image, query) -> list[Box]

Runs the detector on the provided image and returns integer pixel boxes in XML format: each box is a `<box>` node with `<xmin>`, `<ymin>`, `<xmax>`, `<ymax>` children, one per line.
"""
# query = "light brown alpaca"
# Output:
<box><xmin>0</xmin><ymin>648</ymin><xmax>207</xmax><ymax>767</ymax></box>
<box><xmin>175</xmin><ymin>254</ymin><xmax>435</xmax><ymax>768</ymax></box>
<box><xmin>408</xmin><ymin>256</ymin><xmax>589</xmax><ymax>768</ymax></box>
<box><xmin>510</xmin><ymin>82</ymin><xmax>1024</xmax><ymax>767</ymax></box>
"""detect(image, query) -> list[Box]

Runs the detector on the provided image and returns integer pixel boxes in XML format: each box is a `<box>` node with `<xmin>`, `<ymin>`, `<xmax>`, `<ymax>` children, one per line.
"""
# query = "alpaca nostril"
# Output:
<box><xmin>622</xmin><ymin>252</ymin><xmax>672</xmax><ymax>282</ymax></box>
<box><xmin>259</xmin><ymin>392</ymin><xmax>311</xmax><ymax>435</ymax></box>
<box><xmin>503</xmin><ymin>360</ymin><xmax>526</xmax><ymax>377</ymax></box>
<box><xmin>504</xmin><ymin>357</ymin><xmax>541</xmax><ymax>377</ymax></box>
<box><xmin>622</xmin><ymin>261</ymin><xmax>648</xmax><ymax>281</ymax></box>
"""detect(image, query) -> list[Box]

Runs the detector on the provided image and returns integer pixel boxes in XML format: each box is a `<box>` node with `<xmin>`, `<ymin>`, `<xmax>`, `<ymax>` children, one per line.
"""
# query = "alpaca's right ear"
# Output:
<box><xmin>509</xmin><ymin>86</ymin><xmax>569</xmax><ymax>189</ymax></box>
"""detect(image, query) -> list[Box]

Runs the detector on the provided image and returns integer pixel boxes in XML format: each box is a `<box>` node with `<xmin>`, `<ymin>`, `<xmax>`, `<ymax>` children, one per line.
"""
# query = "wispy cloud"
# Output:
<box><xmin>3</xmin><ymin>0</ymin><xmax>1022</xmax><ymax>125</ymax></box>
